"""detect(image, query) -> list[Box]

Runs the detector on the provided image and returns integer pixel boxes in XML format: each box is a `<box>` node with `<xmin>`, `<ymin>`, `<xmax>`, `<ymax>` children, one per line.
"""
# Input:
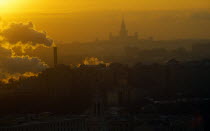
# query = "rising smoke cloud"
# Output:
<box><xmin>5</xmin><ymin>55</ymin><xmax>49</xmax><ymax>74</ymax></box>
<box><xmin>0</xmin><ymin>72</ymin><xmax>39</xmax><ymax>84</ymax></box>
<box><xmin>0</xmin><ymin>22</ymin><xmax>53</xmax><ymax>47</ymax></box>
<box><xmin>0</xmin><ymin>22</ymin><xmax>52</xmax><ymax>82</ymax></box>
<box><xmin>0</xmin><ymin>45</ymin><xmax>48</xmax><ymax>82</ymax></box>
<box><xmin>83</xmin><ymin>57</ymin><xmax>110</xmax><ymax>66</ymax></box>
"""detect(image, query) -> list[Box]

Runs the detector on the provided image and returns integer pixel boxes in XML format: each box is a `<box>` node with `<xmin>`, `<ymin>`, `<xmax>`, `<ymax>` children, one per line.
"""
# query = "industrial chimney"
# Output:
<box><xmin>53</xmin><ymin>46</ymin><xmax>58</xmax><ymax>67</ymax></box>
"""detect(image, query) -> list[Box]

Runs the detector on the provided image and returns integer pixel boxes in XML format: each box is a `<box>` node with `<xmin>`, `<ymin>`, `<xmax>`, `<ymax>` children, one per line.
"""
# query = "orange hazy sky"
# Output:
<box><xmin>0</xmin><ymin>0</ymin><xmax>210</xmax><ymax>42</ymax></box>
<box><xmin>0</xmin><ymin>0</ymin><xmax>209</xmax><ymax>13</ymax></box>
<box><xmin>0</xmin><ymin>0</ymin><xmax>209</xmax><ymax>14</ymax></box>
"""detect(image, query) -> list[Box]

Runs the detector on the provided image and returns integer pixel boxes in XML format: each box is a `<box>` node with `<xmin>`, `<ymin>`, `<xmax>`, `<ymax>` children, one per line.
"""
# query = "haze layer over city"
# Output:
<box><xmin>0</xmin><ymin>0</ymin><xmax>210</xmax><ymax>131</ymax></box>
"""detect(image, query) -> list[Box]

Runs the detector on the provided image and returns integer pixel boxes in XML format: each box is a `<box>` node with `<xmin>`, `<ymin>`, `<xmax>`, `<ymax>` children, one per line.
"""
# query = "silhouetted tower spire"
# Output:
<box><xmin>120</xmin><ymin>17</ymin><xmax>128</xmax><ymax>38</ymax></box>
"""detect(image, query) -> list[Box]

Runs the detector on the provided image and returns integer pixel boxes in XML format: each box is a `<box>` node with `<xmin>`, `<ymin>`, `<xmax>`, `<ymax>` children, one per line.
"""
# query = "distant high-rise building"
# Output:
<box><xmin>109</xmin><ymin>17</ymin><xmax>138</xmax><ymax>41</ymax></box>
<box><xmin>120</xmin><ymin>17</ymin><xmax>128</xmax><ymax>38</ymax></box>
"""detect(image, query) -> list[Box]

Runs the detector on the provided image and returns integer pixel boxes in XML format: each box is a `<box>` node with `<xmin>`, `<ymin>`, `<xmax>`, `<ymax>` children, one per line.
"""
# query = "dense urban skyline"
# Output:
<box><xmin>0</xmin><ymin>0</ymin><xmax>210</xmax><ymax>130</ymax></box>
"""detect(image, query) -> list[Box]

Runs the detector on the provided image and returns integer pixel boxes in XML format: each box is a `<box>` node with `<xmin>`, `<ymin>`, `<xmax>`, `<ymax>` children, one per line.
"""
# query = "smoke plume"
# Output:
<box><xmin>0</xmin><ymin>46</ymin><xmax>48</xmax><ymax>73</ymax></box>
<box><xmin>0</xmin><ymin>22</ymin><xmax>52</xmax><ymax>82</ymax></box>
<box><xmin>0</xmin><ymin>72</ymin><xmax>39</xmax><ymax>84</ymax></box>
<box><xmin>0</xmin><ymin>22</ymin><xmax>53</xmax><ymax>52</ymax></box>
<box><xmin>83</xmin><ymin>57</ymin><xmax>110</xmax><ymax>66</ymax></box>
<box><xmin>5</xmin><ymin>55</ymin><xmax>48</xmax><ymax>74</ymax></box>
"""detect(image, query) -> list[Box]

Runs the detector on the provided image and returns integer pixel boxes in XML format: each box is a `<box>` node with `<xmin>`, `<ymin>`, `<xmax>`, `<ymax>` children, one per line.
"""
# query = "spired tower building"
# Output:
<box><xmin>109</xmin><ymin>17</ymin><xmax>138</xmax><ymax>41</ymax></box>
<box><xmin>120</xmin><ymin>18</ymin><xmax>128</xmax><ymax>38</ymax></box>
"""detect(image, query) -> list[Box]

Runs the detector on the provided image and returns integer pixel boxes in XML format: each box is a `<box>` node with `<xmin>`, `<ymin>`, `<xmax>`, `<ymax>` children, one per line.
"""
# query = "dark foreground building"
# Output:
<box><xmin>0</xmin><ymin>91</ymin><xmax>205</xmax><ymax>131</ymax></box>
<box><xmin>0</xmin><ymin>114</ymin><xmax>204</xmax><ymax>131</ymax></box>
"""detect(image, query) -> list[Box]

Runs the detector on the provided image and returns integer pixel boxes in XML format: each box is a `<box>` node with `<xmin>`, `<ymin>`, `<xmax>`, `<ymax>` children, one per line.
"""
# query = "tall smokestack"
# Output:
<box><xmin>53</xmin><ymin>46</ymin><xmax>58</xmax><ymax>67</ymax></box>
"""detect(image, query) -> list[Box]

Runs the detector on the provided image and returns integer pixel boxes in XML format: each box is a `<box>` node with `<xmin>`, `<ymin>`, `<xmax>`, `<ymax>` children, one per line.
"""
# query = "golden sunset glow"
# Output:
<box><xmin>0</xmin><ymin>0</ymin><xmax>209</xmax><ymax>14</ymax></box>
<box><xmin>0</xmin><ymin>0</ymin><xmax>10</xmax><ymax>5</ymax></box>
<box><xmin>0</xmin><ymin>0</ymin><xmax>210</xmax><ymax>41</ymax></box>
<box><xmin>0</xmin><ymin>0</ymin><xmax>16</xmax><ymax>13</ymax></box>
<box><xmin>0</xmin><ymin>0</ymin><xmax>210</xmax><ymax>124</ymax></box>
